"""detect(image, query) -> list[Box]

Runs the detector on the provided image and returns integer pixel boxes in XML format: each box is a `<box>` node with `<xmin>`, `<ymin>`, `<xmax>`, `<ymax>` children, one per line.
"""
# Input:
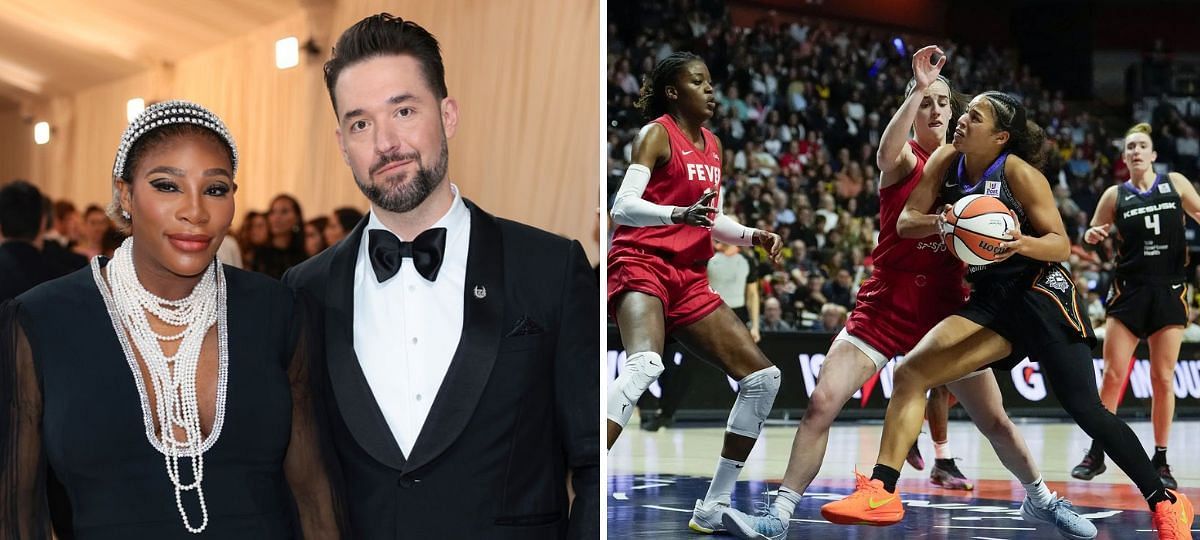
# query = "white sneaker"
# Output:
<box><xmin>688</xmin><ymin>499</ymin><xmax>728</xmax><ymax>534</ymax></box>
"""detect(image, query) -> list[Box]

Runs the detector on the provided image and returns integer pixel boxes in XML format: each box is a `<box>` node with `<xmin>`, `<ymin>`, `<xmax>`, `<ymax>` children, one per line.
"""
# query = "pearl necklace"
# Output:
<box><xmin>92</xmin><ymin>237</ymin><xmax>229</xmax><ymax>534</ymax></box>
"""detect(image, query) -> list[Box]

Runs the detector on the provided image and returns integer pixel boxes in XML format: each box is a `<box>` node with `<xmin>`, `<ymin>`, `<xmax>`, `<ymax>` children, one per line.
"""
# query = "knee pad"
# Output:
<box><xmin>727</xmin><ymin>365</ymin><xmax>781</xmax><ymax>438</ymax></box>
<box><xmin>607</xmin><ymin>351</ymin><xmax>665</xmax><ymax>427</ymax></box>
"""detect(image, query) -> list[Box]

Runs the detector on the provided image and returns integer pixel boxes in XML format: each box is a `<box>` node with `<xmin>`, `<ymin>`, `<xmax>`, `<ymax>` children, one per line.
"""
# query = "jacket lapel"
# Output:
<box><xmin>324</xmin><ymin>217</ymin><xmax>408</xmax><ymax>470</ymax></box>
<box><xmin>404</xmin><ymin>200</ymin><xmax>504</xmax><ymax>473</ymax></box>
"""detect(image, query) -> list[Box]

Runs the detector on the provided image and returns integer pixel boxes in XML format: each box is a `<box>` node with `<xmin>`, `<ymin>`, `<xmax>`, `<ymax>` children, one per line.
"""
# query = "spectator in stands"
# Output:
<box><xmin>760</xmin><ymin>297</ymin><xmax>795</xmax><ymax>332</ymax></box>
<box><xmin>816</xmin><ymin>302</ymin><xmax>847</xmax><ymax>333</ymax></box>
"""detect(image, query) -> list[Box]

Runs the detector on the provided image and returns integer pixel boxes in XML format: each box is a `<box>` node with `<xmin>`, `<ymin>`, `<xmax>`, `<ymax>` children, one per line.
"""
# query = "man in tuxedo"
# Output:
<box><xmin>283</xmin><ymin>13</ymin><xmax>599</xmax><ymax>539</ymax></box>
<box><xmin>0</xmin><ymin>181</ymin><xmax>59</xmax><ymax>301</ymax></box>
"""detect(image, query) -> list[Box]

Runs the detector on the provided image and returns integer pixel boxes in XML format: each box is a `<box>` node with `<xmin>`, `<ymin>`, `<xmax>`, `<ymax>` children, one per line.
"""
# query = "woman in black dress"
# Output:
<box><xmin>1</xmin><ymin>100</ymin><xmax>342</xmax><ymax>539</ymax></box>
<box><xmin>252</xmin><ymin>194</ymin><xmax>309</xmax><ymax>279</ymax></box>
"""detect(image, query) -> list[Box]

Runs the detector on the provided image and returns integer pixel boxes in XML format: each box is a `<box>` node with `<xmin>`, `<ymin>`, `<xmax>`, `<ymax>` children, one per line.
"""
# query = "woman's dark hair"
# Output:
<box><xmin>238</xmin><ymin>211</ymin><xmax>266</xmax><ymax>246</ymax></box>
<box><xmin>978</xmin><ymin>91</ymin><xmax>1046</xmax><ymax>169</ymax></box>
<box><xmin>635</xmin><ymin>51</ymin><xmax>703</xmax><ymax>120</ymax></box>
<box><xmin>271</xmin><ymin>194</ymin><xmax>306</xmax><ymax>249</ymax></box>
<box><xmin>0</xmin><ymin>180</ymin><xmax>44</xmax><ymax>241</ymax></box>
<box><xmin>307</xmin><ymin>216</ymin><xmax>330</xmax><ymax>252</ymax></box>
<box><xmin>110</xmin><ymin>124</ymin><xmax>234</xmax><ymax>232</ymax></box>
<box><xmin>332</xmin><ymin>207</ymin><xmax>364</xmax><ymax>233</ymax></box>
<box><xmin>904</xmin><ymin>75</ymin><xmax>969</xmax><ymax>143</ymax></box>
<box><xmin>323</xmin><ymin>13</ymin><xmax>447</xmax><ymax>114</ymax></box>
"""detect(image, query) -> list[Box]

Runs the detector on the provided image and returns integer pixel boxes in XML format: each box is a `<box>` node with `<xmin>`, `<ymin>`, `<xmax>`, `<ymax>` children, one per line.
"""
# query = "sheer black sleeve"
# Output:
<box><xmin>281</xmin><ymin>291</ymin><xmax>347</xmax><ymax>539</ymax></box>
<box><xmin>0</xmin><ymin>300</ymin><xmax>51</xmax><ymax>539</ymax></box>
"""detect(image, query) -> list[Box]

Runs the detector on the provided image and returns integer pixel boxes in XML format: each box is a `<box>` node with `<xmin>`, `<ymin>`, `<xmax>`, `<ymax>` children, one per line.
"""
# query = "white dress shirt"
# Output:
<box><xmin>353</xmin><ymin>185</ymin><xmax>470</xmax><ymax>457</ymax></box>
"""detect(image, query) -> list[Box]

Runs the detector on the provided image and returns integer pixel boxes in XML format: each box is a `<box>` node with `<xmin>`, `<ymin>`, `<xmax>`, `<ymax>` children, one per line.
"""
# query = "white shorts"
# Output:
<box><xmin>834</xmin><ymin>327</ymin><xmax>890</xmax><ymax>371</ymax></box>
<box><xmin>834</xmin><ymin>327</ymin><xmax>990</xmax><ymax>383</ymax></box>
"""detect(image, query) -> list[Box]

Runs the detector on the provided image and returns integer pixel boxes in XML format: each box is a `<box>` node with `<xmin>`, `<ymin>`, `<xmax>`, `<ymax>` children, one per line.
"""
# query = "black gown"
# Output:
<box><xmin>0</xmin><ymin>260</ymin><xmax>342</xmax><ymax>539</ymax></box>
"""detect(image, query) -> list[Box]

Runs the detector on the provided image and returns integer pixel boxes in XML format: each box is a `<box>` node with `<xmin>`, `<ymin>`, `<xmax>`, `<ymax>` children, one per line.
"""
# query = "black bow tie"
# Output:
<box><xmin>368</xmin><ymin>227</ymin><xmax>447</xmax><ymax>282</ymax></box>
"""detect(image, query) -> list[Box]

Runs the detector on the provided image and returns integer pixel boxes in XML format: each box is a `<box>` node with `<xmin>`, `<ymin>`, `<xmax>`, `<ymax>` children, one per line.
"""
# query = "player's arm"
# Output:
<box><xmin>897</xmin><ymin>144</ymin><xmax>956</xmax><ymax>239</ymax></box>
<box><xmin>879</xmin><ymin>45</ymin><xmax>945</xmax><ymax>189</ymax></box>
<box><xmin>1167</xmin><ymin>172</ymin><xmax>1200</xmax><ymax>225</ymax></box>
<box><xmin>710</xmin><ymin>134</ymin><xmax>783</xmax><ymax>261</ymax></box>
<box><xmin>1084</xmin><ymin>186</ymin><xmax>1119</xmax><ymax>244</ymax></box>
<box><xmin>998</xmin><ymin>156</ymin><xmax>1070</xmax><ymax>262</ymax></box>
<box><xmin>609</xmin><ymin>123</ymin><xmax>676</xmax><ymax>226</ymax></box>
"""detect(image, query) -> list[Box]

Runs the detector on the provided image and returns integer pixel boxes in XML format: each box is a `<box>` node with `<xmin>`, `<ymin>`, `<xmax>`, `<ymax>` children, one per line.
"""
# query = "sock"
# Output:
<box><xmin>1152</xmin><ymin>446</ymin><xmax>1167</xmax><ymax>467</ymax></box>
<box><xmin>703</xmin><ymin>457</ymin><xmax>744</xmax><ymax>506</ymax></box>
<box><xmin>1146</xmin><ymin>487</ymin><xmax>1177</xmax><ymax>511</ymax></box>
<box><xmin>871</xmin><ymin>464</ymin><xmax>901</xmax><ymax>493</ymax></box>
<box><xmin>1021</xmin><ymin>477</ymin><xmax>1055</xmax><ymax>509</ymax></box>
<box><xmin>933</xmin><ymin>439</ymin><xmax>952</xmax><ymax>460</ymax></box>
<box><xmin>1087</xmin><ymin>439</ymin><xmax>1104</xmax><ymax>459</ymax></box>
<box><xmin>772</xmin><ymin>486</ymin><xmax>802</xmax><ymax>520</ymax></box>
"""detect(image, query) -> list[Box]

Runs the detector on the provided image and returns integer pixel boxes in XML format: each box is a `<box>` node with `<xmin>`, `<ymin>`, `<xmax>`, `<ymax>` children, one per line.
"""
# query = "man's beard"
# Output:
<box><xmin>355</xmin><ymin>136</ymin><xmax>449</xmax><ymax>213</ymax></box>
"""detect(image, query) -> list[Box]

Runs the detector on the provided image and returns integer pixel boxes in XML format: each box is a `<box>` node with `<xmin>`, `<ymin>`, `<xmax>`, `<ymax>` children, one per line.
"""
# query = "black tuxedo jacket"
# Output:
<box><xmin>283</xmin><ymin>200</ymin><xmax>599</xmax><ymax>539</ymax></box>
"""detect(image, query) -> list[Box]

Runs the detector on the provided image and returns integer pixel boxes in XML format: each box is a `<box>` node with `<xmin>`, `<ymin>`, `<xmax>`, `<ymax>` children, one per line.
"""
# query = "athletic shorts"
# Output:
<box><xmin>958</xmin><ymin>263</ymin><xmax>1096</xmax><ymax>371</ymax></box>
<box><xmin>841</xmin><ymin>266</ymin><xmax>970</xmax><ymax>369</ymax></box>
<box><xmin>607</xmin><ymin>246</ymin><xmax>725</xmax><ymax>335</ymax></box>
<box><xmin>1106</xmin><ymin>277</ymin><xmax>1189</xmax><ymax>339</ymax></box>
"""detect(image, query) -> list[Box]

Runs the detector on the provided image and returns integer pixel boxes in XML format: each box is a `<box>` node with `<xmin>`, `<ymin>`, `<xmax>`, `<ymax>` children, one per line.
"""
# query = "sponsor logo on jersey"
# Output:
<box><xmin>685</xmin><ymin>163</ymin><xmax>721</xmax><ymax>184</ymax></box>
<box><xmin>916</xmin><ymin>240</ymin><xmax>948</xmax><ymax>252</ymax></box>
<box><xmin>1122</xmin><ymin>201</ymin><xmax>1177</xmax><ymax>219</ymax></box>
<box><xmin>1160</xmin><ymin>182</ymin><xmax>1172</xmax><ymax>194</ymax></box>
<box><xmin>984</xmin><ymin>180</ymin><xmax>1001</xmax><ymax>197</ymax></box>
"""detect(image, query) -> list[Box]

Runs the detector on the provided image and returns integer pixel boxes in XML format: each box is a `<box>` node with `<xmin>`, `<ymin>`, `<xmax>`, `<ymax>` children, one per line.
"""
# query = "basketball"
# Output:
<box><xmin>943</xmin><ymin>194</ymin><xmax>1015</xmax><ymax>266</ymax></box>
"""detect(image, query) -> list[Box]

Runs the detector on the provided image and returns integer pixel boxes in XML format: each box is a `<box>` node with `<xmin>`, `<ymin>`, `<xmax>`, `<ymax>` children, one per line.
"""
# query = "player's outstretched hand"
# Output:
<box><xmin>1083</xmin><ymin>224</ymin><xmax>1110</xmax><ymax>244</ymax></box>
<box><xmin>912</xmin><ymin>45</ymin><xmax>946</xmax><ymax>91</ymax></box>
<box><xmin>672</xmin><ymin>189</ymin><xmax>717</xmax><ymax>227</ymax></box>
<box><xmin>754</xmin><ymin>230</ymin><xmax>784</xmax><ymax>264</ymax></box>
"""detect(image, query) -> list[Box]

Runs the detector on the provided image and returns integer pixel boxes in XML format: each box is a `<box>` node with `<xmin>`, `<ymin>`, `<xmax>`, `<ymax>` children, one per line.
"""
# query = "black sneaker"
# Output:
<box><xmin>1158</xmin><ymin>463</ymin><xmax>1178</xmax><ymax>490</ymax></box>
<box><xmin>639</xmin><ymin>410</ymin><xmax>662</xmax><ymax>432</ymax></box>
<box><xmin>1070</xmin><ymin>453</ymin><xmax>1106</xmax><ymax>481</ymax></box>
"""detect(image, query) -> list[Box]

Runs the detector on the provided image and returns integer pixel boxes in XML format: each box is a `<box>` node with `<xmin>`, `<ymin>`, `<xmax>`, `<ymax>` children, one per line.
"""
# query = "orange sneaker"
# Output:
<box><xmin>820</xmin><ymin>470</ymin><xmax>905</xmax><ymax>526</ymax></box>
<box><xmin>1152</xmin><ymin>489</ymin><xmax>1194</xmax><ymax>540</ymax></box>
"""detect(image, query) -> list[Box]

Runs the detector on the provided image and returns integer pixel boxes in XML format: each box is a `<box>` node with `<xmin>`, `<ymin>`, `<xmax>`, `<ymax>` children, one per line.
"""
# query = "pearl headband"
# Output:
<box><xmin>113</xmin><ymin>100</ymin><xmax>239</xmax><ymax>180</ymax></box>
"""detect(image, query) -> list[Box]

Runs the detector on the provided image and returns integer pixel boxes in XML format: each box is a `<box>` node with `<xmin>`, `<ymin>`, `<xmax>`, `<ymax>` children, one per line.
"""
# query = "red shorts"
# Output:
<box><xmin>607</xmin><ymin>246</ymin><xmax>725</xmax><ymax>335</ymax></box>
<box><xmin>843</xmin><ymin>266</ymin><xmax>969</xmax><ymax>358</ymax></box>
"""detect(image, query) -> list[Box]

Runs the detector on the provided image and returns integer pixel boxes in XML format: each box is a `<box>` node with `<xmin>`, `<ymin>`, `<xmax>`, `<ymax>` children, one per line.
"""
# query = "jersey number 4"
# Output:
<box><xmin>1145</xmin><ymin>214</ymin><xmax>1161</xmax><ymax>236</ymax></box>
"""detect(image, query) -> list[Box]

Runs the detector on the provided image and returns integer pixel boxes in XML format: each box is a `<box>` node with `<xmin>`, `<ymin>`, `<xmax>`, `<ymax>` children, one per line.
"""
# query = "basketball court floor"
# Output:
<box><xmin>608</xmin><ymin>419</ymin><xmax>1200</xmax><ymax>538</ymax></box>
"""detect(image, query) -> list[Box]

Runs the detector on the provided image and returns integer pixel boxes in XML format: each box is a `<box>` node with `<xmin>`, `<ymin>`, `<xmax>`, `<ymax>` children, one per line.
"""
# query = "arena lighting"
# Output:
<box><xmin>127</xmin><ymin>98</ymin><xmax>145</xmax><ymax>123</ymax></box>
<box><xmin>276</xmin><ymin>37</ymin><xmax>299</xmax><ymax>69</ymax></box>
<box><xmin>892</xmin><ymin>37</ymin><xmax>906</xmax><ymax>57</ymax></box>
<box><xmin>34</xmin><ymin>122</ymin><xmax>50</xmax><ymax>145</ymax></box>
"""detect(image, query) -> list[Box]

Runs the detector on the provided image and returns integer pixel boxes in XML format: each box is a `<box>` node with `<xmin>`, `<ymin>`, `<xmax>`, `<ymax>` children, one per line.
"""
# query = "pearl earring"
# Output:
<box><xmin>122</xmin><ymin>210</ymin><xmax>131</xmax><ymax>220</ymax></box>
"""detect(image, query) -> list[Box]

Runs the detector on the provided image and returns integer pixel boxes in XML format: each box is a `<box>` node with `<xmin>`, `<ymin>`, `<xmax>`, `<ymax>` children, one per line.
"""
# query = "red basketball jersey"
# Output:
<box><xmin>610</xmin><ymin>114</ymin><xmax>723</xmax><ymax>266</ymax></box>
<box><xmin>871</xmin><ymin>140</ymin><xmax>964</xmax><ymax>277</ymax></box>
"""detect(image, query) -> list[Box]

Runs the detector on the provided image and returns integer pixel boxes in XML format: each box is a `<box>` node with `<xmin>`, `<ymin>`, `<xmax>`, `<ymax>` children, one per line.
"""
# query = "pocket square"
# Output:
<box><xmin>506</xmin><ymin>316</ymin><xmax>544</xmax><ymax>337</ymax></box>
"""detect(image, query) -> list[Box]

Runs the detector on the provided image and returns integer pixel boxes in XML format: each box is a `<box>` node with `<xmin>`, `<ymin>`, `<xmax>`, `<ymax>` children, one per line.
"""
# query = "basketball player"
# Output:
<box><xmin>1072</xmin><ymin>122</ymin><xmax>1200</xmax><ymax>489</ymax></box>
<box><xmin>820</xmin><ymin>92</ymin><xmax>1193</xmax><ymax>539</ymax></box>
<box><xmin>607</xmin><ymin>51</ymin><xmax>785</xmax><ymax>534</ymax></box>
<box><xmin>722</xmin><ymin>48</ymin><xmax>1094</xmax><ymax>540</ymax></box>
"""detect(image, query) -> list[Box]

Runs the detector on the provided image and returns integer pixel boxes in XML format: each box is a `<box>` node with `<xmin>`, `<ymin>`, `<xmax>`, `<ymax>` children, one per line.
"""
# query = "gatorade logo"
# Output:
<box><xmin>1011</xmin><ymin>358</ymin><xmax>1046</xmax><ymax>401</ymax></box>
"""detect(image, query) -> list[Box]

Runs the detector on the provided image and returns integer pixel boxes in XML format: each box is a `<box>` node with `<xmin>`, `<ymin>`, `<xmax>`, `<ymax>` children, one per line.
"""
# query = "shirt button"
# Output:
<box><xmin>411</xmin><ymin>337</ymin><xmax>418</xmax><ymax>344</ymax></box>
<box><xmin>416</xmin><ymin>394</ymin><xmax>422</xmax><ymax>401</ymax></box>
